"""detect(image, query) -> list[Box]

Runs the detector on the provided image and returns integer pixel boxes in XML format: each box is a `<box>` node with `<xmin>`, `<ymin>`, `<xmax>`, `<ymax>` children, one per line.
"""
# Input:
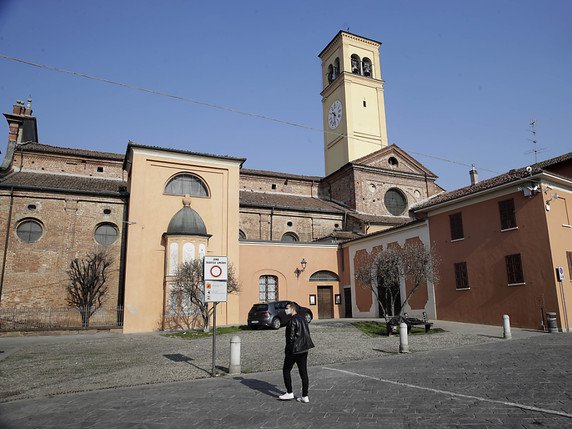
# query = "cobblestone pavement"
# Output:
<box><xmin>0</xmin><ymin>326</ymin><xmax>570</xmax><ymax>428</ymax></box>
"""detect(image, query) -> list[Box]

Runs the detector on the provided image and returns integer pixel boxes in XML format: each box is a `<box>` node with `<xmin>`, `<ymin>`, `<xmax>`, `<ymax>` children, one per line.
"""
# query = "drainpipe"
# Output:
<box><xmin>270</xmin><ymin>206</ymin><xmax>274</xmax><ymax>241</ymax></box>
<box><xmin>0</xmin><ymin>187</ymin><xmax>14</xmax><ymax>303</ymax></box>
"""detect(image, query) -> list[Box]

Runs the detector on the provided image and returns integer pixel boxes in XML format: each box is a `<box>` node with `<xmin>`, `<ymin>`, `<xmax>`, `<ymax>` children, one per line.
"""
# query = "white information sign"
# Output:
<box><xmin>204</xmin><ymin>281</ymin><xmax>228</xmax><ymax>303</ymax></box>
<box><xmin>204</xmin><ymin>256</ymin><xmax>228</xmax><ymax>281</ymax></box>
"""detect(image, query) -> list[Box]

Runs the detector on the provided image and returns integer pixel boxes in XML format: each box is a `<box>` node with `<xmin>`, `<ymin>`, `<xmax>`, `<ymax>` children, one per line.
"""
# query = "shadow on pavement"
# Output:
<box><xmin>233</xmin><ymin>376</ymin><xmax>282</xmax><ymax>398</ymax></box>
<box><xmin>163</xmin><ymin>353</ymin><xmax>211</xmax><ymax>376</ymax></box>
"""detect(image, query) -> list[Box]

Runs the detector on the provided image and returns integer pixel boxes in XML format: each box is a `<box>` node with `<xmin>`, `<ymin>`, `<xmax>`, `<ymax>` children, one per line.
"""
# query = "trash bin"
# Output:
<box><xmin>546</xmin><ymin>312</ymin><xmax>558</xmax><ymax>333</ymax></box>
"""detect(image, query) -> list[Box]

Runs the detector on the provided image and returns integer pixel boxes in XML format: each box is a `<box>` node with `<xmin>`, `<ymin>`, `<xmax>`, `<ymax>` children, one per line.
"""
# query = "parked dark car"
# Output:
<box><xmin>247</xmin><ymin>300</ymin><xmax>313</xmax><ymax>330</ymax></box>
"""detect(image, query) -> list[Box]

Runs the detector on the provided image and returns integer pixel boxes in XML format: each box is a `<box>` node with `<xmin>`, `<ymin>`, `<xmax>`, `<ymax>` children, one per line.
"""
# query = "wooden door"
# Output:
<box><xmin>317</xmin><ymin>286</ymin><xmax>333</xmax><ymax>319</ymax></box>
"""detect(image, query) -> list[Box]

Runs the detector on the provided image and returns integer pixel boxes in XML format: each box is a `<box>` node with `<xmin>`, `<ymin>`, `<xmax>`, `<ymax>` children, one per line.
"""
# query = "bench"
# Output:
<box><xmin>385</xmin><ymin>313</ymin><xmax>433</xmax><ymax>336</ymax></box>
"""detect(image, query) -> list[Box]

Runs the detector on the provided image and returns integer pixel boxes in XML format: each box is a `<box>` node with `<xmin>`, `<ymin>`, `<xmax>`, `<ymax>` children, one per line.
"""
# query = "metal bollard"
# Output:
<box><xmin>229</xmin><ymin>335</ymin><xmax>241</xmax><ymax>374</ymax></box>
<box><xmin>502</xmin><ymin>314</ymin><xmax>512</xmax><ymax>339</ymax></box>
<box><xmin>399</xmin><ymin>322</ymin><xmax>409</xmax><ymax>353</ymax></box>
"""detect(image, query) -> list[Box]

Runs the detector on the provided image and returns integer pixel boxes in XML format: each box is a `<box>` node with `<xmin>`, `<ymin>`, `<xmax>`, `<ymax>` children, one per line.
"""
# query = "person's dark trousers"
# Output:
<box><xmin>282</xmin><ymin>351</ymin><xmax>309</xmax><ymax>397</ymax></box>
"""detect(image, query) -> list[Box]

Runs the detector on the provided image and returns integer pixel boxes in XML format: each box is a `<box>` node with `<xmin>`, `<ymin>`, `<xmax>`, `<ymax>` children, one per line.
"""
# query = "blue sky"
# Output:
<box><xmin>0</xmin><ymin>1</ymin><xmax>570</xmax><ymax>191</ymax></box>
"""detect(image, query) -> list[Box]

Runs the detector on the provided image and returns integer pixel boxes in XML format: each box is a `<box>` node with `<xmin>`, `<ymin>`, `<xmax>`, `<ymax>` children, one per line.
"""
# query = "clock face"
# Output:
<box><xmin>328</xmin><ymin>100</ymin><xmax>343</xmax><ymax>129</ymax></box>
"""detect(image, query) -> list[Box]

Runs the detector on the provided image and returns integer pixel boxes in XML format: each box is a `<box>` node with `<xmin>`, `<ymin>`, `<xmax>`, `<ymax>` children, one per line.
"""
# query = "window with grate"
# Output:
<box><xmin>449</xmin><ymin>212</ymin><xmax>464</xmax><ymax>240</ymax></box>
<box><xmin>164</xmin><ymin>174</ymin><xmax>208</xmax><ymax>197</ymax></box>
<box><xmin>505</xmin><ymin>254</ymin><xmax>525</xmax><ymax>284</ymax></box>
<box><xmin>95</xmin><ymin>223</ymin><xmax>119</xmax><ymax>245</ymax></box>
<box><xmin>499</xmin><ymin>198</ymin><xmax>517</xmax><ymax>230</ymax></box>
<box><xmin>454</xmin><ymin>262</ymin><xmax>469</xmax><ymax>289</ymax></box>
<box><xmin>16</xmin><ymin>219</ymin><xmax>43</xmax><ymax>243</ymax></box>
<box><xmin>259</xmin><ymin>275</ymin><xmax>278</xmax><ymax>302</ymax></box>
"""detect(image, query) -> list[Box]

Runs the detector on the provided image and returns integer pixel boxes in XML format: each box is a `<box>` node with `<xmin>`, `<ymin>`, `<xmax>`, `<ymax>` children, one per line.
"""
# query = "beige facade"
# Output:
<box><xmin>121</xmin><ymin>144</ymin><xmax>244</xmax><ymax>333</ymax></box>
<box><xmin>320</xmin><ymin>31</ymin><xmax>389</xmax><ymax>176</ymax></box>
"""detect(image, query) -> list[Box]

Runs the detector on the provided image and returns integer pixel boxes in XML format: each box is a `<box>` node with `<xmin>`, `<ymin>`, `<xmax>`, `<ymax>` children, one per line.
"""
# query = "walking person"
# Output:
<box><xmin>278</xmin><ymin>301</ymin><xmax>315</xmax><ymax>403</ymax></box>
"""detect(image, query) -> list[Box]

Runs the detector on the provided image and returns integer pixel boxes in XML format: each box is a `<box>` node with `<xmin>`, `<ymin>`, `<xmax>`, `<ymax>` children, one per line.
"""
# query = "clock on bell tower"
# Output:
<box><xmin>319</xmin><ymin>31</ymin><xmax>389</xmax><ymax>176</ymax></box>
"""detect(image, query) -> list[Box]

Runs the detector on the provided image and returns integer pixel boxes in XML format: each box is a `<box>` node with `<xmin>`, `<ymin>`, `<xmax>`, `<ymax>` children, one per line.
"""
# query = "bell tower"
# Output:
<box><xmin>319</xmin><ymin>31</ymin><xmax>389</xmax><ymax>176</ymax></box>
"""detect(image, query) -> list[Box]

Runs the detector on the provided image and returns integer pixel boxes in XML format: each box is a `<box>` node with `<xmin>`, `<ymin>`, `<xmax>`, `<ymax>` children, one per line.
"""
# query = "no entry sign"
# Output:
<box><xmin>204</xmin><ymin>256</ymin><xmax>228</xmax><ymax>281</ymax></box>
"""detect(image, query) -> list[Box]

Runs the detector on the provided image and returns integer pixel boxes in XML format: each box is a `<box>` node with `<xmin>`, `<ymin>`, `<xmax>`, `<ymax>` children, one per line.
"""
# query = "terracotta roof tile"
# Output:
<box><xmin>23</xmin><ymin>143</ymin><xmax>124</xmax><ymax>161</ymax></box>
<box><xmin>0</xmin><ymin>171</ymin><xmax>127</xmax><ymax>195</ymax></box>
<box><xmin>240</xmin><ymin>191</ymin><xmax>344</xmax><ymax>214</ymax></box>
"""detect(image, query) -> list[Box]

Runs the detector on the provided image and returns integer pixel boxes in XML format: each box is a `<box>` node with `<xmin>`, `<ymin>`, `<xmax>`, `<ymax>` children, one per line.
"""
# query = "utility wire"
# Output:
<box><xmin>0</xmin><ymin>53</ymin><xmax>499</xmax><ymax>175</ymax></box>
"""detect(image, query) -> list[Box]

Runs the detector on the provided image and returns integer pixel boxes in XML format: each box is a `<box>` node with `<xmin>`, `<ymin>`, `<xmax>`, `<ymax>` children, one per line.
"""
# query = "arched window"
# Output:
<box><xmin>281</xmin><ymin>232</ymin><xmax>299</xmax><ymax>242</ymax></box>
<box><xmin>164</xmin><ymin>173</ymin><xmax>208</xmax><ymax>197</ymax></box>
<box><xmin>384</xmin><ymin>188</ymin><xmax>407</xmax><ymax>216</ymax></box>
<box><xmin>351</xmin><ymin>54</ymin><xmax>361</xmax><ymax>75</ymax></box>
<box><xmin>259</xmin><ymin>275</ymin><xmax>278</xmax><ymax>302</ymax></box>
<box><xmin>362</xmin><ymin>57</ymin><xmax>372</xmax><ymax>77</ymax></box>
<box><xmin>16</xmin><ymin>218</ymin><xmax>43</xmax><ymax>243</ymax></box>
<box><xmin>334</xmin><ymin>57</ymin><xmax>340</xmax><ymax>78</ymax></box>
<box><xmin>309</xmin><ymin>270</ymin><xmax>340</xmax><ymax>281</ymax></box>
<box><xmin>94</xmin><ymin>223</ymin><xmax>118</xmax><ymax>245</ymax></box>
<box><xmin>327</xmin><ymin>64</ymin><xmax>334</xmax><ymax>84</ymax></box>
<box><xmin>183</xmin><ymin>242</ymin><xmax>195</xmax><ymax>263</ymax></box>
<box><xmin>168</xmin><ymin>242</ymin><xmax>178</xmax><ymax>275</ymax></box>
<box><xmin>239</xmin><ymin>230</ymin><xmax>246</xmax><ymax>241</ymax></box>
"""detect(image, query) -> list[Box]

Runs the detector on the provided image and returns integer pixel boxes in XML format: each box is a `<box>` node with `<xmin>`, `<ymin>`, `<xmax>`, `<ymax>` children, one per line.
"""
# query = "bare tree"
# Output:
<box><xmin>168</xmin><ymin>259</ymin><xmax>239</xmax><ymax>331</ymax></box>
<box><xmin>355</xmin><ymin>242</ymin><xmax>438</xmax><ymax>321</ymax></box>
<box><xmin>66</xmin><ymin>249</ymin><xmax>113</xmax><ymax>328</ymax></box>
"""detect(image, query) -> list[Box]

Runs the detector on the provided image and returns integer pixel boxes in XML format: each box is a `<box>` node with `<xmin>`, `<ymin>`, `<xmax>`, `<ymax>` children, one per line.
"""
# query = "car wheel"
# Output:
<box><xmin>271</xmin><ymin>317</ymin><xmax>281</xmax><ymax>330</ymax></box>
<box><xmin>304</xmin><ymin>312</ymin><xmax>312</xmax><ymax>324</ymax></box>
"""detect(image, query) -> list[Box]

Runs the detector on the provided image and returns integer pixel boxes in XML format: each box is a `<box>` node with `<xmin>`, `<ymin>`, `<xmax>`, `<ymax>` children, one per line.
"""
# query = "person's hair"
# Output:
<box><xmin>287</xmin><ymin>302</ymin><xmax>300</xmax><ymax>313</ymax></box>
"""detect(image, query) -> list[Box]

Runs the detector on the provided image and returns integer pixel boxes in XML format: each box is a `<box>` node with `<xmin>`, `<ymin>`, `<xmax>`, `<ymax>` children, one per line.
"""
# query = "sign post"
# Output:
<box><xmin>204</xmin><ymin>256</ymin><xmax>228</xmax><ymax>377</ymax></box>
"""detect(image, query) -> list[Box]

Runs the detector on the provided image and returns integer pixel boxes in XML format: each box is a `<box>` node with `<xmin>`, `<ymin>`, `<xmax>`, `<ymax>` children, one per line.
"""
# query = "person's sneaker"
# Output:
<box><xmin>296</xmin><ymin>396</ymin><xmax>309</xmax><ymax>403</ymax></box>
<box><xmin>278</xmin><ymin>392</ymin><xmax>294</xmax><ymax>400</ymax></box>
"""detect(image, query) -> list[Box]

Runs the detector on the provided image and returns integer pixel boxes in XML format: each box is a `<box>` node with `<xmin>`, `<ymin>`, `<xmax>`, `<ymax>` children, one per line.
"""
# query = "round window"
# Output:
<box><xmin>16</xmin><ymin>219</ymin><xmax>43</xmax><ymax>243</ymax></box>
<box><xmin>384</xmin><ymin>189</ymin><xmax>407</xmax><ymax>216</ymax></box>
<box><xmin>94</xmin><ymin>223</ymin><xmax>118</xmax><ymax>245</ymax></box>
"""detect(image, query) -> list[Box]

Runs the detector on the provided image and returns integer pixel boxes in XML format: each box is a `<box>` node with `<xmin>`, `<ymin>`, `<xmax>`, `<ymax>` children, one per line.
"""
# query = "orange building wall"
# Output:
<box><xmin>430</xmin><ymin>189</ymin><xmax>559</xmax><ymax>329</ymax></box>
<box><xmin>238</xmin><ymin>242</ymin><xmax>341</xmax><ymax>324</ymax></box>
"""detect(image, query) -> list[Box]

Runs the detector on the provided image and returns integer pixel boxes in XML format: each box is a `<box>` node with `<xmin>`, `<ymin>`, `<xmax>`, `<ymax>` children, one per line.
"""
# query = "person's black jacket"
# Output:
<box><xmin>285</xmin><ymin>314</ymin><xmax>315</xmax><ymax>355</ymax></box>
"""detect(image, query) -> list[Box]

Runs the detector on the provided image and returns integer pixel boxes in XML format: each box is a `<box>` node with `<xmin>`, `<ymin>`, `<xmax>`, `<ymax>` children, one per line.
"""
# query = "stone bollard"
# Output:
<box><xmin>399</xmin><ymin>322</ymin><xmax>409</xmax><ymax>353</ymax></box>
<box><xmin>229</xmin><ymin>335</ymin><xmax>241</xmax><ymax>374</ymax></box>
<box><xmin>502</xmin><ymin>314</ymin><xmax>512</xmax><ymax>339</ymax></box>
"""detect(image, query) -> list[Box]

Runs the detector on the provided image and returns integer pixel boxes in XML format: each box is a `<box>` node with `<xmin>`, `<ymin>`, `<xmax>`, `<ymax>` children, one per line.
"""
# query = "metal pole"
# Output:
<box><xmin>212</xmin><ymin>302</ymin><xmax>217</xmax><ymax>377</ymax></box>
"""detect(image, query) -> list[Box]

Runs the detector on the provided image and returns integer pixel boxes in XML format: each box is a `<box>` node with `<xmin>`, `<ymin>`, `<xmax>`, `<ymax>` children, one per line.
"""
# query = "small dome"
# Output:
<box><xmin>166</xmin><ymin>206</ymin><xmax>209</xmax><ymax>236</ymax></box>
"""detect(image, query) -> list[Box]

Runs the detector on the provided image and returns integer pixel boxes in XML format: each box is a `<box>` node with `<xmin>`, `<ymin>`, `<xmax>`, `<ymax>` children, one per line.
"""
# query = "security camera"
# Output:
<box><xmin>526</xmin><ymin>166</ymin><xmax>533</xmax><ymax>174</ymax></box>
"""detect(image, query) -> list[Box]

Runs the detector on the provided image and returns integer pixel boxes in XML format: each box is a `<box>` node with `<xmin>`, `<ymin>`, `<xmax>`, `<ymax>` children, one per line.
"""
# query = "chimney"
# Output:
<box><xmin>469</xmin><ymin>165</ymin><xmax>479</xmax><ymax>185</ymax></box>
<box><xmin>4</xmin><ymin>98</ymin><xmax>38</xmax><ymax>145</ymax></box>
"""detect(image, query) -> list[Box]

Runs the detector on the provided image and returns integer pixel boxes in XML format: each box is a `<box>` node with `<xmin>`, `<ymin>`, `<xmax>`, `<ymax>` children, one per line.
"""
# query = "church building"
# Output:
<box><xmin>0</xmin><ymin>31</ymin><xmax>443</xmax><ymax>333</ymax></box>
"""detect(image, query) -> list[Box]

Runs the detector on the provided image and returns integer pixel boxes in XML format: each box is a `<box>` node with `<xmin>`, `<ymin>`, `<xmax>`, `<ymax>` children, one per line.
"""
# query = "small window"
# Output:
<box><xmin>281</xmin><ymin>232</ymin><xmax>299</xmax><ymax>242</ymax></box>
<box><xmin>327</xmin><ymin>64</ymin><xmax>334</xmax><ymax>84</ymax></box>
<box><xmin>449</xmin><ymin>213</ymin><xmax>464</xmax><ymax>240</ymax></box>
<box><xmin>287</xmin><ymin>221</ymin><xmax>293</xmax><ymax>227</ymax></box>
<box><xmin>239</xmin><ymin>230</ymin><xmax>246</xmax><ymax>241</ymax></box>
<box><xmin>16</xmin><ymin>219</ymin><xmax>43</xmax><ymax>243</ymax></box>
<box><xmin>309</xmin><ymin>270</ymin><xmax>339</xmax><ymax>281</ymax></box>
<box><xmin>454</xmin><ymin>262</ymin><xmax>469</xmax><ymax>289</ymax></box>
<box><xmin>271</xmin><ymin>184</ymin><xmax>277</xmax><ymax>190</ymax></box>
<box><xmin>506</xmin><ymin>254</ymin><xmax>525</xmax><ymax>284</ymax></box>
<box><xmin>103</xmin><ymin>208</ymin><xmax>112</xmax><ymax>215</ymax></box>
<box><xmin>27</xmin><ymin>204</ymin><xmax>37</xmax><ymax>211</ymax></box>
<box><xmin>388</xmin><ymin>157</ymin><xmax>399</xmax><ymax>167</ymax></box>
<box><xmin>165</xmin><ymin>173</ymin><xmax>208</xmax><ymax>197</ymax></box>
<box><xmin>97</xmin><ymin>166</ymin><xmax>104</xmax><ymax>173</ymax></box>
<box><xmin>95</xmin><ymin>223</ymin><xmax>119</xmax><ymax>245</ymax></box>
<box><xmin>259</xmin><ymin>275</ymin><xmax>278</xmax><ymax>302</ymax></box>
<box><xmin>363</xmin><ymin>100</ymin><xmax>367</xmax><ymax>107</ymax></box>
<box><xmin>384</xmin><ymin>188</ymin><xmax>407</xmax><ymax>216</ymax></box>
<box><xmin>499</xmin><ymin>199</ymin><xmax>517</xmax><ymax>230</ymax></box>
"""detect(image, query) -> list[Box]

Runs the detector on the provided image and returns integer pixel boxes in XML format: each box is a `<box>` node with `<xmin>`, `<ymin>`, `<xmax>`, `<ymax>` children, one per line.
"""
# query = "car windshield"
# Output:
<box><xmin>252</xmin><ymin>304</ymin><xmax>268</xmax><ymax>311</ymax></box>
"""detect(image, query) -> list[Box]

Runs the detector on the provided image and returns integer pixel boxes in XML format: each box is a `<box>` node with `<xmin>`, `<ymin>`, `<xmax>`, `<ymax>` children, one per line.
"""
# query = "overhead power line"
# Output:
<box><xmin>0</xmin><ymin>53</ymin><xmax>499</xmax><ymax>175</ymax></box>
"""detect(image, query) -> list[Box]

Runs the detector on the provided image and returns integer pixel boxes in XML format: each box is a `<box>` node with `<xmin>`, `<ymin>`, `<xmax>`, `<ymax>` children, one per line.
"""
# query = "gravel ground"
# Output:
<box><xmin>0</xmin><ymin>320</ymin><xmax>503</xmax><ymax>403</ymax></box>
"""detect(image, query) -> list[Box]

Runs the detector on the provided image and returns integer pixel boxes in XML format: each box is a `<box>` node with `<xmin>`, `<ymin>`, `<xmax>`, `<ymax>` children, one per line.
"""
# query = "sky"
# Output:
<box><xmin>0</xmin><ymin>0</ymin><xmax>570</xmax><ymax>191</ymax></box>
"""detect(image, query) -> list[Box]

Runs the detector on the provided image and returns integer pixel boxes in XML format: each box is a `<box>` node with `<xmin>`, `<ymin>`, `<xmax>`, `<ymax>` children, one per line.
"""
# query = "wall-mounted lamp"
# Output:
<box><xmin>294</xmin><ymin>258</ymin><xmax>307</xmax><ymax>278</ymax></box>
